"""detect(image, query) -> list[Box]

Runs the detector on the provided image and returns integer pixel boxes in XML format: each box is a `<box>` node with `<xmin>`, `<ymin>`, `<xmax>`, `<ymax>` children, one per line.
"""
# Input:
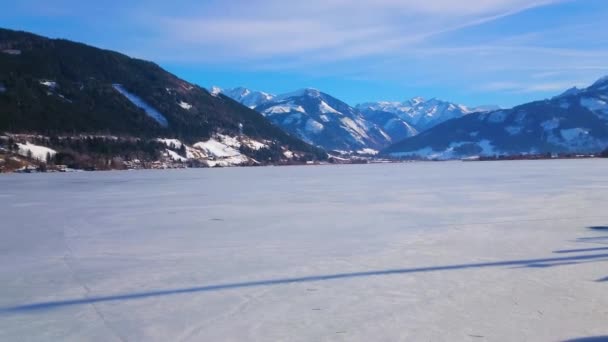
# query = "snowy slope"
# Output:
<box><xmin>214</xmin><ymin>87</ymin><xmax>275</xmax><ymax>108</ymax></box>
<box><xmin>2</xmin><ymin>160</ymin><xmax>608</xmax><ymax>341</ymax></box>
<box><xmin>357</xmin><ymin>97</ymin><xmax>490</xmax><ymax>133</ymax></box>
<box><xmin>112</xmin><ymin>84</ymin><xmax>169</xmax><ymax>127</ymax></box>
<box><xmin>157</xmin><ymin>134</ymin><xmax>289</xmax><ymax>167</ymax></box>
<box><xmin>254</xmin><ymin>89</ymin><xmax>392</xmax><ymax>151</ymax></box>
<box><xmin>384</xmin><ymin>76</ymin><xmax>608</xmax><ymax>159</ymax></box>
<box><xmin>17</xmin><ymin>142</ymin><xmax>56</xmax><ymax>161</ymax></box>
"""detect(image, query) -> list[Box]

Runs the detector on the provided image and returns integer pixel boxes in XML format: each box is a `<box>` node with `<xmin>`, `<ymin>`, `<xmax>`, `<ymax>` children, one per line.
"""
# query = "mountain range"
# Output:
<box><xmin>214</xmin><ymin>86</ymin><xmax>485</xmax><ymax>151</ymax></box>
<box><xmin>383</xmin><ymin>76</ymin><xmax>608</xmax><ymax>159</ymax></box>
<box><xmin>2</xmin><ymin>27</ymin><xmax>607</xmax><ymax>167</ymax></box>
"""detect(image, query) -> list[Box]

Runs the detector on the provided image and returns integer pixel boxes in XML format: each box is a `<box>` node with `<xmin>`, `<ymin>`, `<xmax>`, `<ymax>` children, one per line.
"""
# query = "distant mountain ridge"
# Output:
<box><xmin>216</xmin><ymin>86</ymin><xmax>488</xmax><ymax>151</ymax></box>
<box><xmin>383</xmin><ymin>76</ymin><xmax>608</xmax><ymax>159</ymax></box>
<box><xmin>357</xmin><ymin>97</ymin><xmax>498</xmax><ymax>132</ymax></box>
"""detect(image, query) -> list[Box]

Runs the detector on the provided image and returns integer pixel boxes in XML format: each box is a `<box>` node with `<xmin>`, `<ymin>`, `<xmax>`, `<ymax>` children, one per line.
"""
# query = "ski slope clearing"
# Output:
<box><xmin>1</xmin><ymin>160</ymin><xmax>608</xmax><ymax>341</ymax></box>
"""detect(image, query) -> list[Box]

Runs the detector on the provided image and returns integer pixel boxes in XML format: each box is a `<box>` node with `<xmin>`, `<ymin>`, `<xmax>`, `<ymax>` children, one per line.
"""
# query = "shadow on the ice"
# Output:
<box><xmin>554</xmin><ymin>247</ymin><xmax>608</xmax><ymax>254</ymax></box>
<box><xmin>2</xmin><ymin>252</ymin><xmax>608</xmax><ymax>314</ymax></box>
<box><xmin>563</xmin><ymin>337</ymin><xmax>608</xmax><ymax>342</ymax></box>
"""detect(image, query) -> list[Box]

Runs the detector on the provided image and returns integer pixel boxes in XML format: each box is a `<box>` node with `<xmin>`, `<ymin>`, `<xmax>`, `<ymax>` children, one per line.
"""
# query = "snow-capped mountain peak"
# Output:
<box><xmin>209</xmin><ymin>86</ymin><xmax>222</xmax><ymax>96</ymax></box>
<box><xmin>276</xmin><ymin>88</ymin><xmax>322</xmax><ymax>101</ymax></box>
<box><xmin>253</xmin><ymin>88</ymin><xmax>392</xmax><ymax>151</ymax></box>
<box><xmin>409</xmin><ymin>96</ymin><xmax>426</xmax><ymax>106</ymax></box>
<box><xmin>357</xmin><ymin>97</ymin><xmax>484</xmax><ymax>132</ymax></box>
<box><xmin>213</xmin><ymin>86</ymin><xmax>275</xmax><ymax>108</ymax></box>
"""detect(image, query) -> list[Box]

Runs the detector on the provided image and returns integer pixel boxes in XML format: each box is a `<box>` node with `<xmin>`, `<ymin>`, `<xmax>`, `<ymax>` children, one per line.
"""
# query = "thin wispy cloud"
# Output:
<box><xmin>1</xmin><ymin>0</ymin><xmax>606</xmax><ymax>106</ymax></box>
<box><xmin>140</xmin><ymin>0</ymin><xmax>566</xmax><ymax>61</ymax></box>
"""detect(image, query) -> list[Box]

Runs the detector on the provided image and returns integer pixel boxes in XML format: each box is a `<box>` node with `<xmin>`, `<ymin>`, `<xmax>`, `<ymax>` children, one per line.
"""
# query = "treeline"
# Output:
<box><xmin>43</xmin><ymin>136</ymin><xmax>164</xmax><ymax>170</ymax></box>
<box><xmin>0</xmin><ymin>135</ymin><xmax>166</xmax><ymax>170</ymax></box>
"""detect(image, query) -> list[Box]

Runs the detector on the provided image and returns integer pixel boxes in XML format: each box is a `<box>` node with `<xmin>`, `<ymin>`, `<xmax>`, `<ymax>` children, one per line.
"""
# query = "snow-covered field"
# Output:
<box><xmin>1</xmin><ymin>160</ymin><xmax>608</xmax><ymax>341</ymax></box>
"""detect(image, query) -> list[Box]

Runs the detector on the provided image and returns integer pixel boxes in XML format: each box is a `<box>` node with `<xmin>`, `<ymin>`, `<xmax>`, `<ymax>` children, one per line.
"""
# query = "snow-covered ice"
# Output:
<box><xmin>1</xmin><ymin>160</ymin><xmax>608</xmax><ymax>341</ymax></box>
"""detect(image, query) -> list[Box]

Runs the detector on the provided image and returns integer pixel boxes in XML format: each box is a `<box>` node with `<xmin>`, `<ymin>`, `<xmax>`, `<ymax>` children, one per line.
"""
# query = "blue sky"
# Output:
<box><xmin>1</xmin><ymin>0</ymin><xmax>607</xmax><ymax>107</ymax></box>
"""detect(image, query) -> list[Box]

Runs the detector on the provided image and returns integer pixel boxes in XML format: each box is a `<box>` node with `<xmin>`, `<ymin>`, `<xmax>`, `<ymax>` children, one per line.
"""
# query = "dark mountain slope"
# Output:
<box><xmin>0</xmin><ymin>28</ymin><xmax>324</xmax><ymax>158</ymax></box>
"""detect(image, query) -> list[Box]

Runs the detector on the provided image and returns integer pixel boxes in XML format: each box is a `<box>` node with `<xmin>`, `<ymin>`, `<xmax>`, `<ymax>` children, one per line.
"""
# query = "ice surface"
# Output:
<box><xmin>1</xmin><ymin>160</ymin><xmax>608</xmax><ymax>341</ymax></box>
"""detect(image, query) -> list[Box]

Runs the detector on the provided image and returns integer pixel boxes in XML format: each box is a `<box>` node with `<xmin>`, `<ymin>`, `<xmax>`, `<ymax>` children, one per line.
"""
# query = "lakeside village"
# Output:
<box><xmin>1</xmin><ymin>133</ymin><xmax>606</xmax><ymax>174</ymax></box>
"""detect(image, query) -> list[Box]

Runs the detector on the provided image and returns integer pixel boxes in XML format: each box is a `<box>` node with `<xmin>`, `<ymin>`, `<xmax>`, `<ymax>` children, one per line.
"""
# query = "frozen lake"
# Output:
<box><xmin>1</xmin><ymin>160</ymin><xmax>608</xmax><ymax>341</ymax></box>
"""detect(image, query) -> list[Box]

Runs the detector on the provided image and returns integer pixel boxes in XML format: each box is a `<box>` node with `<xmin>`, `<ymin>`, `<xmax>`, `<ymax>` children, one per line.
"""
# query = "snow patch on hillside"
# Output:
<box><xmin>165</xmin><ymin>149</ymin><xmax>187</xmax><ymax>162</ymax></box>
<box><xmin>194</xmin><ymin>139</ymin><xmax>241</xmax><ymax>158</ymax></box>
<box><xmin>209</xmin><ymin>86</ymin><xmax>222</xmax><ymax>96</ymax></box>
<box><xmin>242</xmin><ymin>138</ymin><xmax>268</xmax><ymax>150</ymax></box>
<box><xmin>581</xmin><ymin>97</ymin><xmax>608</xmax><ymax>118</ymax></box>
<box><xmin>340</xmin><ymin>117</ymin><xmax>369</xmax><ymax>141</ymax></box>
<box><xmin>560</xmin><ymin>128</ymin><xmax>590</xmax><ymax>142</ymax></box>
<box><xmin>505</xmin><ymin>126</ymin><xmax>523</xmax><ymax>135</ymax></box>
<box><xmin>305</xmin><ymin>119</ymin><xmax>324</xmax><ymax>134</ymax></box>
<box><xmin>39</xmin><ymin>80</ymin><xmax>57</xmax><ymax>89</ymax></box>
<box><xmin>17</xmin><ymin>142</ymin><xmax>56</xmax><ymax>161</ymax></box>
<box><xmin>357</xmin><ymin>148</ymin><xmax>378</xmax><ymax>155</ymax></box>
<box><xmin>264</xmin><ymin>103</ymin><xmax>306</xmax><ymax>115</ymax></box>
<box><xmin>319</xmin><ymin>101</ymin><xmax>341</xmax><ymax>115</ymax></box>
<box><xmin>112</xmin><ymin>84</ymin><xmax>168</xmax><ymax>127</ymax></box>
<box><xmin>178</xmin><ymin>101</ymin><xmax>192</xmax><ymax>110</ymax></box>
<box><xmin>541</xmin><ymin>118</ymin><xmax>560</xmax><ymax>131</ymax></box>
<box><xmin>157</xmin><ymin>138</ymin><xmax>183</xmax><ymax>149</ymax></box>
